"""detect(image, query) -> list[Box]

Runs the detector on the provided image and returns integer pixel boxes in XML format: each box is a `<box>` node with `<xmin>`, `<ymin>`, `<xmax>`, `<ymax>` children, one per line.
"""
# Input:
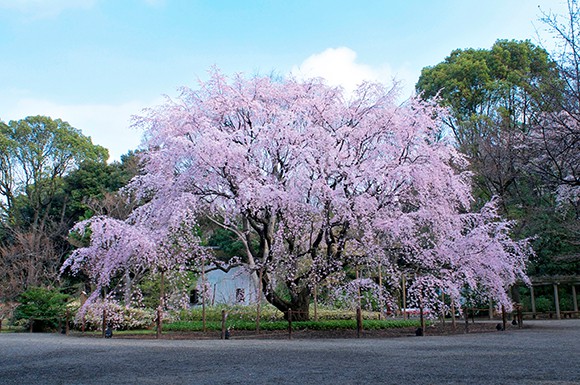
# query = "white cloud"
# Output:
<box><xmin>0</xmin><ymin>0</ymin><xmax>97</xmax><ymax>18</ymax></box>
<box><xmin>291</xmin><ymin>47</ymin><xmax>417</xmax><ymax>99</ymax></box>
<box><xmin>4</xmin><ymin>98</ymin><xmax>159</xmax><ymax>162</ymax></box>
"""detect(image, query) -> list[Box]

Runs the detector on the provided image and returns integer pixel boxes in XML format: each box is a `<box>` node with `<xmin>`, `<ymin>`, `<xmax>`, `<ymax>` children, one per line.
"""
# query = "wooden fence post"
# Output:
<box><xmin>102</xmin><ymin>308</ymin><xmax>107</xmax><ymax>338</ymax></box>
<box><xmin>221</xmin><ymin>310</ymin><xmax>228</xmax><ymax>340</ymax></box>
<box><xmin>502</xmin><ymin>305</ymin><xmax>507</xmax><ymax>331</ymax></box>
<box><xmin>65</xmin><ymin>310</ymin><xmax>70</xmax><ymax>336</ymax></box>
<box><xmin>156</xmin><ymin>307</ymin><xmax>162</xmax><ymax>339</ymax></box>
<box><xmin>287</xmin><ymin>309</ymin><xmax>293</xmax><ymax>339</ymax></box>
<box><xmin>553</xmin><ymin>283</ymin><xmax>561</xmax><ymax>320</ymax></box>
<box><xmin>572</xmin><ymin>285</ymin><xmax>578</xmax><ymax>315</ymax></box>
<box><xmin>401</xmin><ymin>275</ymin><xmax>407</xmax><ymax>320</ymax></box>
<box><xmin>256</xmin><ymin>268</ymin><xmax>262</xmax><ymax>333</ymax></box>
<box><xmin>463</xmin><ymin>307</ymin><xmax>469</xmax><ymax>333</ymax></box>
<box><xmin>441</xmin><ymin>292</ymin><xmax>445</xmax><ymax>325</ymax></box>
<box><xmin>356</xmin><ymin>307</ymin><xmax>363</xmax><ymax>338</ymax></box>
<box><xmin>530</xmin><ymin>286</ymin><xmax>537</xmax><ymax>319</ymax></box>
<box><xmin>419</xmin><ymin>301</ymin><xmax>426</xmax><ymax>336</ymax></box>
<box><xmin>451</xmin><ymin>302</ymin><xmax>456</xmax><ymax>331</ymax></box>
<box><xmin>313</xmin><ymin>284</ymin><xmax>318</xmax><ymax>322</ymax></box>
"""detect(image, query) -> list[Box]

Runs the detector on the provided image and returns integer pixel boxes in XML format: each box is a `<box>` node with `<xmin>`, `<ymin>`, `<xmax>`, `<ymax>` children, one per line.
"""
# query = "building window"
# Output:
<box><xmin>236</xmin><ymin>288</ymin><xmax>245</xmax><ymax>303</ymax></box>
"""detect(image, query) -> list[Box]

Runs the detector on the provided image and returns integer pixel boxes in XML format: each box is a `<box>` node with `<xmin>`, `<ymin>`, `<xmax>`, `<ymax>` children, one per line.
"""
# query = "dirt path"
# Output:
<box><xmin>0</xmin><ymin>319</ymin><xmax>578</xmax><ymax>384</ymax></box>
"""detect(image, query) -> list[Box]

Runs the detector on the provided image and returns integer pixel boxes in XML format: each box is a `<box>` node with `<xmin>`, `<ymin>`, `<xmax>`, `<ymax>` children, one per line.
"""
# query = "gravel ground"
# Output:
<box><xmin>0</xmin><ymin>319</ymin><xmax>579</xmax><ymax>385</ymax></box>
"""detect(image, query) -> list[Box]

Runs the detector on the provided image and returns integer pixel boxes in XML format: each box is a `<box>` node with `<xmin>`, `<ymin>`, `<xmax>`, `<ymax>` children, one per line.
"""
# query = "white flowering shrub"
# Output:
<box><xmin>76</xmin><ymin>299</ymin><xmax>156</xmax><ymax>330</ymax></box>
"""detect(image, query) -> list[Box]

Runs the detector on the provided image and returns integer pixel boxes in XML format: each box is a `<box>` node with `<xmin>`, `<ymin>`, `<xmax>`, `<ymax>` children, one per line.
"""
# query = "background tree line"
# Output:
<box><xmin>0</xmin><ymin>115</ymin><xmax>139</xmax><ymax>302</ymax></box>
<box><xmin>416</xmin><ymin>4</ymin><xmax>579</xmax><ymax>278</ymax></box>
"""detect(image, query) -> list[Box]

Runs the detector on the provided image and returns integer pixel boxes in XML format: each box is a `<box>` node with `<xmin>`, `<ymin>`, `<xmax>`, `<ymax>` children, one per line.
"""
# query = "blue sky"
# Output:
<box><xmin>0</xmin><ymin>0</ymin><xmax>569</xmax><ymax>161</ymax></box>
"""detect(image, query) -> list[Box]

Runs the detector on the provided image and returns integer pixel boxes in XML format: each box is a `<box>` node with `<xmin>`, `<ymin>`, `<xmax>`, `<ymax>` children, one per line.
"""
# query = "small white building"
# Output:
<box><xmin>203</xmin><ymin>267</ymin><xmax>258</xmax><ymax>306</ymax></box>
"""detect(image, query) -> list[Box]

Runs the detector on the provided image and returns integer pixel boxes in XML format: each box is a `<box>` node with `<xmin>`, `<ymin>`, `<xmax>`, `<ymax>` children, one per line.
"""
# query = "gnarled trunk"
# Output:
<box><xmin>264</xmin><ymin>284</ymin><xmax>311</xmax><ymax>321</ymax></box>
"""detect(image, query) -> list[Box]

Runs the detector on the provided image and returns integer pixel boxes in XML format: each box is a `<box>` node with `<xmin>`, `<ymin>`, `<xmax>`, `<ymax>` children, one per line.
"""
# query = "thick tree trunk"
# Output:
<box><xmin>264</xmin><ymin>285</ymin><xmax>310</xmax><ymax>321</ymax></box>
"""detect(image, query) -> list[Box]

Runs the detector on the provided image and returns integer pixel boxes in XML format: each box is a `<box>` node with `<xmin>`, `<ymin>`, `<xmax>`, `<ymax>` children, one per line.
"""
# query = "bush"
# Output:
<box><xmin>534</xmin><ymin>296</ymin><xmax>553</xmax><ymax>313</ymax></box>
<box><xmin>13</xmin><ymin>287</ymin><xmax>71</xmax><ymax>332</ymax></box>
<box><xmin>77</xmin><ymin>300</ymin><xmax>156</xmax><ymax>331</ymax></box>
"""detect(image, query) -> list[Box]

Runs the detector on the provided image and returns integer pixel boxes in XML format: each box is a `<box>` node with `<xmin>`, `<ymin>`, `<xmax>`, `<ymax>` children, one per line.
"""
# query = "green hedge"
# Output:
<box><xmin>165</xmin><ymin>319</ymin><xmax>421</xmax><ymax>332</ymax></box>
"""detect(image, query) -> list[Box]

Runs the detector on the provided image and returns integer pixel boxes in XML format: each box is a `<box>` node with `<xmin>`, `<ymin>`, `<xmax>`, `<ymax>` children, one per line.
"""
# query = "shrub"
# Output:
<box><xmin>77</xmin><ymin>300</ymin><xmax>156</xmax><ymax>331</ymax></box>
<box><xmin>534</xmin><ymin>296</ymin><xmax>553</xmax><ymax>313</ymax></box>
<box><xmin>13</xmin><ymin>287</ymin><xmax>71</xmax><ymax>332</ymax></box>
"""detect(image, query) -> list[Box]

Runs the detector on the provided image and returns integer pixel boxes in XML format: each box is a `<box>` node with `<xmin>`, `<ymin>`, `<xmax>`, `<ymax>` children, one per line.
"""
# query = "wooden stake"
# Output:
<box><xmin>502</xmin><ymin>305</ymin><xmax>507</xmax><ymax>331</ymax></box>
<box><xmin>356</xmin><ymin>307</ymin><xmax>363</xmax><ymax>338</ymax></box>
<box><xmin>441</xmin><ymin>292</ymin><xmax>445</xmax><ymax>325</ymax></box>
<box><xmin>65</xmin><ymin>310</ymin><xmax>70</xmax><ymax>336</ymax></box>
<box><xmin>356</xmin><ymin>268</ymin><xmax>362</xmax><ymax>310</ymax></box>
<box><xmin>313</xmin><ymin>283</ymin><xmax>318</xmax><ymax>322</ymax></box>
<box><xmin>221</xmin><ymin>310</ymin><xmax>228</xmax><ymax>340</ymax></box>
<box><xmin>102</xmin><ymin>309</ymin><xmax>106</xmax><ymax>338</ymax></box>
<box><xmin>419</xmin><ymin>298</ymin><xmax>425</xmax><ymax>336</ymax></box>
<box><xmin>463</xmin><ymin>307</ymin><xmax>469</xmax><ymax>333</ymax></box>
<box><xmin>451</xmin><ymin>302</ymin><xmax>456</xmax><ymax>331</ymax></box>
<box><xmin>572</xmin><ymin>285</ymin><xmax>578</xmax><ymax>314</ymax></box>
<box><xmin>201</xmin><ymin>261</ymin><xmax>206</xmax><ymax>332</ymax></box>
<box><xmin>287</xmin><ymin>309</ymin><xmax>293</xmax><ymax>339</ymax></box>
<box><xmin>554</xmin><ymin>283</ymin><xmax>561</xmax><ymax>320</ymax></box>
<box><xmin>157</xmin><ymin>270</ymin><xmax>165</xmax><ymax>339</ymax></box>
<box><xmin>530</xmin><ymin>286</ymin><xmax>536</xmax><ymax>319</ymax></box>
<box><xmin>378</xmin><ymin>265</ymin><xmax>383</xmax><ymax>320</ymax></box>
<box><xmin>256</xmin><ymin>268</ymin><xmax>262</xmax><ymax>333</ymax></box>
<box><xmin>402</xmin><ymin>274</ymin><xmax>407</xmax><ymax>320</ymax></box>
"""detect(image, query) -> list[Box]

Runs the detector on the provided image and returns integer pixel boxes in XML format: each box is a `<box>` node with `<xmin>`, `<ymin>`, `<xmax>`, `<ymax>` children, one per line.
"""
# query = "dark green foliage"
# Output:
<box><xmin>13</xmin><ymin>287</ymin><xmax>71</xmax><ymax>332</ymax></box>
<box><xmin>206</xmin><ymin>227</ymin><xmax>247</xmax><ymax>261</ymax></box>
<box><xmin>416</xmin><ymin>40</ymin><xmax>578</xmax><ymax>280</ymax></box>
<box><xmin>63</xmin><ymin>154</ymin><xmax>139</xmax><ymax>222</ymax></box>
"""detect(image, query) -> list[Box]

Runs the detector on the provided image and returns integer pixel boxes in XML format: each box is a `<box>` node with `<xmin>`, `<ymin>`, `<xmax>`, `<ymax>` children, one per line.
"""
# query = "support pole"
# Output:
<box><xmin>256</xmin><ymin>268</ymin><xmax>262</xmax><ymax>333</ymax></box>
<box><xmin>356</xmin><ymin>268</ymin><xmax>362</xmax><ymax>310</ymax></box>
<box><xmin>356</xmin><ymin>307</ymin><xmax>363</xmax><ymax>338</ymax></box>
<box><xmin>287</xmin><ymin>309</ymin><xmax>292</xmax><ymax>340</ymax></box>
<box><xmin>378</xmin><ymin>265</ymin><xmax>383</xmax><ymax>320</ymax></box>
<box><xmin>441</xmin><ymin>292</ymin><xmax>445</xmax><ymax>325</ymax></box>
<box><xmin>313</xmin><ymin>284</ymin><xmax>318</xmax><ymax>322</ymax></box>
<box><xmin>451</xmin><ymin>302</ymin><xmax>456</xmax><ymax>331</ymax></box>
<box><xmin>419</xmin><ymin>298</ymin><xmax>425</xmax><ymax>336</ymax></box>
<box><xmin>402</xmin><ymin>274</ymin><xmax>407</xmax><ymax>320</ymax></box>
<box><xmin>572</xmin><ymin>285</ymin><xmax>578</xmax><ymax>314</ymax></box>
<box><xmin>489</xmin><ymin>299</ymin><xmax>493</xmax><ymax>320</ymax></box>
<box><xmin>221</xmin><ymin>310</ymin><xmax>228</xmax><ymax>340</ymax></box>
<box><xmin>530</xmin><ymin>286</ymin><xmax>536</xmax><ymax>319</ymax></box>
<box><xmin>502</xmin><ymin>305</ymin><xmax>507</xmax><ymax>331</ymax></box>
<box><xmin>201</xmin><ymin>261</ymin><xmax>206</xmax><ymax>332</ymax></box>
<box><xmin>464</xmin><ymin>307</ymin><xmax>469</xmax><ymax>333</ymax></box>
<box><xmin>102</xmin><ymin>309</ymin><xmax>107</xmax><ymax>338</ymax></box>
<box><xmin>65</xmin><ymin>310</ymin><xmax>70</xmax><ymax>336</ymax></box>
<box><xmin>554</xmin><ymin>283</ymin><xmax>561</xmax><ymax>320</ymax></box>
<box><xmin>157</xmin><ymin>270</ymin><xmax>165</xmax><ymax>339</ymax></box>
